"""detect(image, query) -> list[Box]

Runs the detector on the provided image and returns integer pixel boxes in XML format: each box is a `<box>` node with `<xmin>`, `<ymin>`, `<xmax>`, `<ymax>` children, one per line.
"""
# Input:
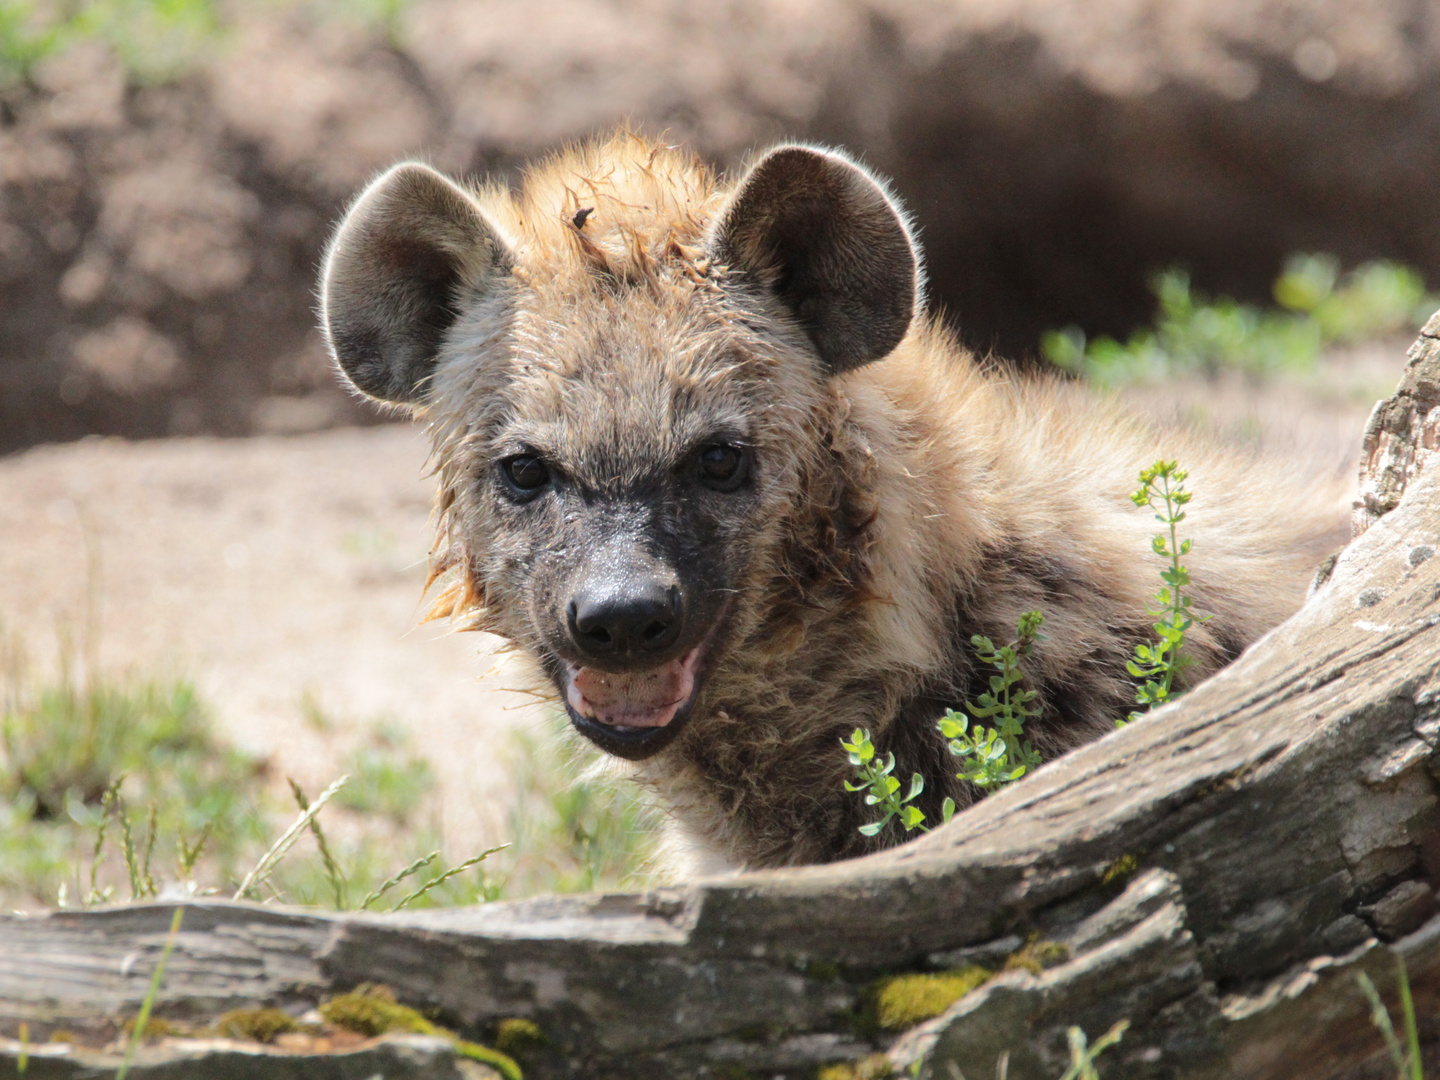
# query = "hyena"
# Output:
<box><xmin>321</xmin><ymin>132</ymin><xmax>1339</xmax><ymax>873</ymax></box>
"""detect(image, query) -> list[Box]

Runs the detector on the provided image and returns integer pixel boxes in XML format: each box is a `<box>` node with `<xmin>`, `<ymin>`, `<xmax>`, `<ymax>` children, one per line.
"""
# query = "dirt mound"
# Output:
<box><xmin>3</xmin><ymin>0</ymin><xmax>1438</xmax><ymax>450</ymax></box>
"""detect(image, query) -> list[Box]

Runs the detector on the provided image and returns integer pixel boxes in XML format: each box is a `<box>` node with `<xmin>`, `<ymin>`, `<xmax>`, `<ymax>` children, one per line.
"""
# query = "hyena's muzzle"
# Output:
<box><xmin>538</xmin><ymin>519</ymin><xmax>731</xmax><ymax>761</ymax></box>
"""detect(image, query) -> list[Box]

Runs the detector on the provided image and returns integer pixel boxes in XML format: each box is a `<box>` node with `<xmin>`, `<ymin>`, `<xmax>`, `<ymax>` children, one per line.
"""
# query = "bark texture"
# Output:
<box><xmin>1355</xmin><ymin>310</ymin><xmax>1440</xmax><ymax>537</ymax></box>
<box><xmin>6</xmin><ymin>325</ymin><xmax>1440</xmax><ymax>1078</ymax></box>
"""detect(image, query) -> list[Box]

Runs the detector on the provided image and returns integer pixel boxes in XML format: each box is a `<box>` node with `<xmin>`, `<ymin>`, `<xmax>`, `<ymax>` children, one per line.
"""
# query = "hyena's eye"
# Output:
<box><xmin>695</xmin><ymin>444</ymin><xmax>750</xmax><ymax>492</ymax></box>
<box><xmin>499</xmin><ymin>454</ymin><xmax>551</xmax><ymax>500</ymax></box>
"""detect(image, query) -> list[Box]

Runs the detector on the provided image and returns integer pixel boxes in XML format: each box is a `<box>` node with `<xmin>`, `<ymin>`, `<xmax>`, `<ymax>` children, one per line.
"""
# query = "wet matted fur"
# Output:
<box><xmin>321</xmin><ymin>132</ymin><xmax>1342</xmax><ymax>873</ymax></box>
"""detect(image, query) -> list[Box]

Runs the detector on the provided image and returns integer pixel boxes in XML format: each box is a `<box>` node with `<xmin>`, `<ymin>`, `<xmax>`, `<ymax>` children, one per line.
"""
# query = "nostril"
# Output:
<box><xmin>568</xmin><ymin>581</ymin><xmax>684</xmax><ymax>658</ymax></box>
<box><xmin>568</xmin><ymin>599</ymin><xmax>616</xmax><ymax>652</ymax></box>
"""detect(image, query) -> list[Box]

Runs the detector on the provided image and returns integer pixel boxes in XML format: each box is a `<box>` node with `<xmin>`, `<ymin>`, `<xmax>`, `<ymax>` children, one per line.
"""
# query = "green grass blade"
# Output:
<box><xmin>359</xmin><ymin>850</ymin><xmax>440</xmax><ymax>911</ymax></box>
<box><xmin>1396</xmin><ymin>956</ymin><xmax>1422</xmax><ymax>1080</ymax></box>
<box><xmin>1356</xmin><ymin>970</ymin><xmax>1407</xmax><ymax>1074</ymax></box>
<box><xmin>289</xmin><ymin>777</ymin><xmax>347</xmax><ymax>909</ymax></box>
<box><xmin>116</xmin><ymin>905</ymin><xmax>184</xmax><ymax>1080</ymax></box>
<box><xmin>233</xmin><ymin>775</ymin><xmax>349</xmax><ymax>901</ymax></box>
<box><xmin>390</xmin><ymin>845</ymin><xmax>509</xmax><ymax>911</ymax></box>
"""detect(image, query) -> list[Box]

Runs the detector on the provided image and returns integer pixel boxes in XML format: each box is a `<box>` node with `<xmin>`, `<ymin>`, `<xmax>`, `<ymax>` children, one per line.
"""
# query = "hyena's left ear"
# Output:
<box><xmin>321</xmin><ymin>162</ymin><xmax>515</xmax><ymax>406</ymax></box>
<box><xmin>707</xmin><ymin>145</ymin><xmax>921</xmax><ymax>375</ymax></box>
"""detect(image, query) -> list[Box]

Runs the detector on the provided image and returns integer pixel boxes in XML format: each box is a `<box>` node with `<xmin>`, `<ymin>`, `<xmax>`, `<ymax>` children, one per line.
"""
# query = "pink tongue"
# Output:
<box><xmin>567</xmin><ymin>654</ymin><xmax>695</xmax><ymax>728</ymax></box>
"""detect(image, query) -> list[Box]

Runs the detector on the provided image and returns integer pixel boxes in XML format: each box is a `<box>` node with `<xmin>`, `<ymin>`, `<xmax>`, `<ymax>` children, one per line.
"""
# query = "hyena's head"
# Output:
<box><xmin>320</xmin><ymin>136</ymin><xmax>919</xmax><ymax>761</ymax></box>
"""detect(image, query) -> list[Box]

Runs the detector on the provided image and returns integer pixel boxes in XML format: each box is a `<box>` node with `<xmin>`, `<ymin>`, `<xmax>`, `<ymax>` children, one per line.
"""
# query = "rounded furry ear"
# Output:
<box><xmin>707</xmin><ymin>145</ymin><xmax>920</xmax><ymax>374</ymax></box>
<box><xmin>321</xmin><ymin>162</ymin><xmax>514</xmax><ymax>405</ymax></box>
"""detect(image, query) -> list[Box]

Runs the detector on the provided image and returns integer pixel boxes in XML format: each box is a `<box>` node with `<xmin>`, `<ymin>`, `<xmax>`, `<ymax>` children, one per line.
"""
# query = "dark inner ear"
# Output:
<box><xmin>709</xmin><ymin>146</ymin><xmax>919</xmax><ymax>374</ymax></box>
<box><xmin>322</xmin><ymin>163</ymin><xmax>512</xmax><ymax>406</ymax></box>
<box><xmin>382</xmin><ymin>238</ymin><xmax>463</xmax><ymax>360</ymax></box>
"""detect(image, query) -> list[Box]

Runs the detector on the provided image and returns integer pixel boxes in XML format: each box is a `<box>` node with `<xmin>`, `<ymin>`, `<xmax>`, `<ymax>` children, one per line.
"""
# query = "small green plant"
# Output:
<box><xmin>842</xmin><ymin>728</ymin><xmax>928</xmax><ymax>837</ymax></box>
<box><xmin>1357</xmin><ymin>955</ymin><xmax>1423</xmax><ymax>1080</ymax></box>
<box><xmin>1058</xmin><ymin>1019</ymin><xmax>1129</xmax><ymax>1080</ymax></box>
<box><xmin>0</xmin><ymin>0</ymin><xmax>226</xmax><ymax>85</ymax></box>
<box><xmin>0</xmin><ymin>664</ymin><xmax>268</xmax><ymax>907</ymax></box>
<box><xmin>939</xmin><ymin>611</ymin><xmax>1045</xmax><ymax>790</ymax></box>
<box><xmin>0</xmin><ymin>0</ymin><xmax>415</xmax><ymax>86</ymax></box>
<box><xmin>1119</xmin><ymin>461</ymin><xmax>1204</xmax><ymax>726</ymax></box>
<box><xmin>843</xmin><ymin>612</ymin><xmax>1047</xmax><ymax>837</ymax></box>
<box><xmin>232</xmin><ymin>775</ymin><xmax>349</xmax><ymax>902</ymax></box>
<box><xmin>370</xmin><ymin>845</ymin><xmax>507</xmax><ymax>912</ymax></box>
<box><xmin>234</xmin><ymin>774</ymin><xmax>504</xmax><ymax>911</ymax></box>
<box><xmin>288</xmin><ymin>777</ymin><xmax>346</xmax><ymax>908</ymax></box>
<box><xmin>1043</xmin><ymin>255</ymin><xmax>1436</xmax><ymax>387</ymax></box>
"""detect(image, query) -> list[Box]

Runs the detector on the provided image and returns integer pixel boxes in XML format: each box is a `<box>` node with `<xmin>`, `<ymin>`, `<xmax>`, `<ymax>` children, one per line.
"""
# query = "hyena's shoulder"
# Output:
<box><xmin>848</xmin><ymin>330</ymin><xmax>1345</xmax><ymax>748</ymax></box>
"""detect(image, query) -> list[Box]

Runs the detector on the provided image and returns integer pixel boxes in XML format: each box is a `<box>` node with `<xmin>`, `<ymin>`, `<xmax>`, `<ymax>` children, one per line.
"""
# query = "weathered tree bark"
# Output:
<box><xmin>6</xmin><ymin>319</ymin><xmax>1440</xmax><ymax>1080</ymax></box>
<box><xmin>1354</xmin><ymin>312</ymin><xmax>1440</xmax><ymax>538</ymax></box>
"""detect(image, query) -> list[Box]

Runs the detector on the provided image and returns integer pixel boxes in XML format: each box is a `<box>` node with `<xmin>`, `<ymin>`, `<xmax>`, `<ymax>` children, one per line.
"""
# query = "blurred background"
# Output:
<box><xmin>2</xmin><ymin>0</ymin><xmax>1438</xmax><ymax>910</ymax></box>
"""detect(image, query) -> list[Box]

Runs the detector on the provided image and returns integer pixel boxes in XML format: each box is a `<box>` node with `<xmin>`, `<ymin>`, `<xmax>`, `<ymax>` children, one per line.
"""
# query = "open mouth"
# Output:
<box><xmin>561</xmin><ymin>646</ymin><xmax>703</xmax><ymax>758</ymax></box>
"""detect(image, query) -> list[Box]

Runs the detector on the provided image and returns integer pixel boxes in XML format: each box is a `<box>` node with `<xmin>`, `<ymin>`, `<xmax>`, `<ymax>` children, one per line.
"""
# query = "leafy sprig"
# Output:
<box><xmin>1120</xmin><ymin>461</ymin><xmax>1206</xmax><ymax>726</ymax></box>
<box><xmin>841</xmin><ymin>729</ymin><xmax>928</xmax><ymax>837</ymax></box>
<box><xmin>844</xmin><ymin>612</ymin><xmax>1048</xmax><ymax>838</ymax></box>
<box><xmin>940</xmin><ymin>610</ymin><xmax>1045</xmax><ymax>787</ymax></box>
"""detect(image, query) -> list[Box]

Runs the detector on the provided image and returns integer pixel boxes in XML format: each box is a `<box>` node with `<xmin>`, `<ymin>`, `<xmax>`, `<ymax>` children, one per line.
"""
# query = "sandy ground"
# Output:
<box><xmin>0</xmin><ymin>338</ymin><xmax>1406</xmax><ymax>858</ymax></box>
<box><xmin>0</xmin><ymin>424</ymin><xmax>545</xmax><ymax>855</ymax></box>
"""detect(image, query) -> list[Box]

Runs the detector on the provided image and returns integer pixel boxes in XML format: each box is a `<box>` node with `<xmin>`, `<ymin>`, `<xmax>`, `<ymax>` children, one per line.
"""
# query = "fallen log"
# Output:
<box><xmin>5</xmin><ymin>318</ymin><xmax>1440</xmax><ymax>1080</ymax></box>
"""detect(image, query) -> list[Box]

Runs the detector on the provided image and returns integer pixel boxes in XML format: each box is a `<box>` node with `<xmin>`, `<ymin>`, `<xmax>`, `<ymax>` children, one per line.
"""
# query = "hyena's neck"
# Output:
<box><xmin>645</xmin><ymin>377</ymin><xmax>973</xmax><ymax>869</ymax></box>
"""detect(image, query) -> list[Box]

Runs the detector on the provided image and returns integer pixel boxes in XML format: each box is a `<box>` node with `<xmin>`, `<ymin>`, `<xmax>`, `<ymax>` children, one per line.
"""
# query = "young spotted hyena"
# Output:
<box><xmin>321</xmin><ymin>133</ymin><xmax>1338</xmax><ymax>873</ymax></box>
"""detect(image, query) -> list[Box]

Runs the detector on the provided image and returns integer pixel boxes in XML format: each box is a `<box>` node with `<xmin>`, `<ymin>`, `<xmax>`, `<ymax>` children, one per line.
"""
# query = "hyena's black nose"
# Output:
<box><xmin>567</xmin><ymin>580</ymin><xmax>683</xmax><ymax>660</ymax></box>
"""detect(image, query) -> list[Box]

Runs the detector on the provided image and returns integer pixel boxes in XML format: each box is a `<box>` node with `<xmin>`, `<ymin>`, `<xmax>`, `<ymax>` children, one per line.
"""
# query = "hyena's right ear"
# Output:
<box><xmin>321</xmin><ymin>163</ymin><xmax>515</xmax><ymax>405</ymax></box>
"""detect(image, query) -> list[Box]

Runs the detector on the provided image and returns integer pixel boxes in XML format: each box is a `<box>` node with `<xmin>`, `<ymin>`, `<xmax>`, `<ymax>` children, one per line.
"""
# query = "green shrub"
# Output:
<box><xmin>0</xmin><ymin>670</ymin><xmax>268</xmax><ymax>903</ymax></box>
<box><xmin>0</xmin><ymin>0</ymin><xmax>225</xmax><ymax>84</ymax></box>
<box><xmin>1043</xmin><ymin>255</ymin><xmax>1436</xmax><ymax>387</ymax></box>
